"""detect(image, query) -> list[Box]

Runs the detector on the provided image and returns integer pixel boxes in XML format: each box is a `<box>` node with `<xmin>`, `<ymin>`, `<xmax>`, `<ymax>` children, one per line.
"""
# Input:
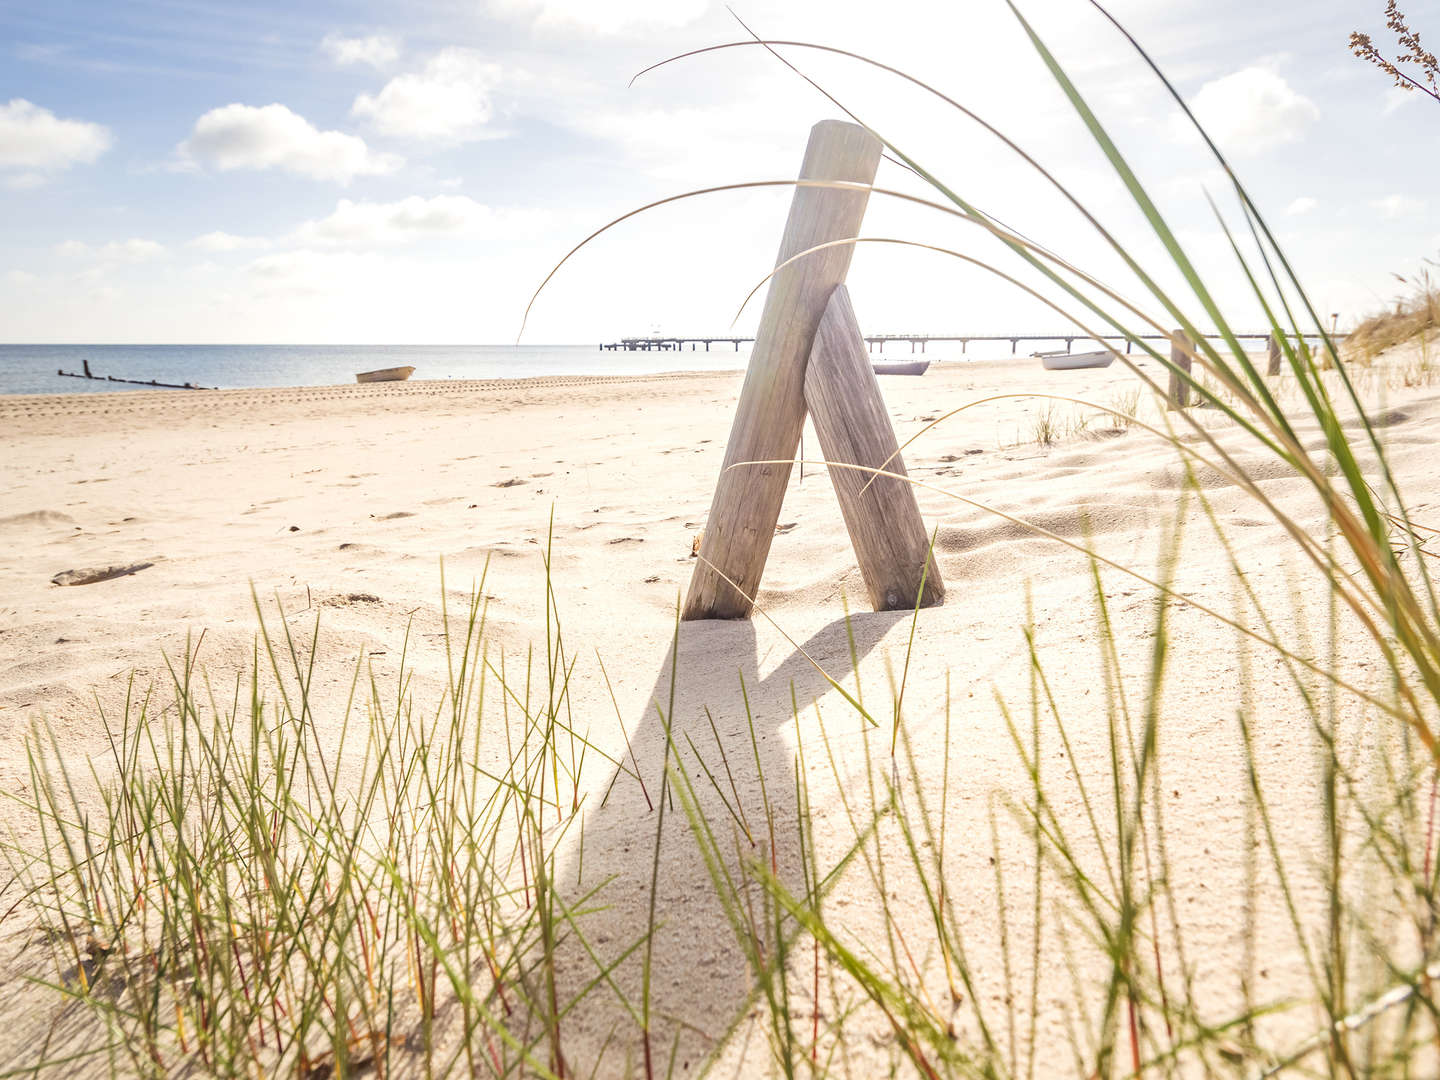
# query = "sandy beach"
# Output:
<box><xmin>2</xmin><ymin>352</ymin><xmax>1438</xmax><ymax>1075</ymax></box>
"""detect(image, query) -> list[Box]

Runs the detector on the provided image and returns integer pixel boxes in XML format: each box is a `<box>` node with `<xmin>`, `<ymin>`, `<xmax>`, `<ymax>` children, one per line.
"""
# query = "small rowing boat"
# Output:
<box><xmin>355</xmin><ymin>366</ymin><xmax>416</xmax><ymax>384</ymax></box>
<box><xmin>1035</xmin><ymin>349</ymin><xmax>1114</xmax><ymax>371</ymax></box>
<box><xmin>871</xmin><ymin>359</ymin><xmax>931</xmax><ymax>376</ymax></box>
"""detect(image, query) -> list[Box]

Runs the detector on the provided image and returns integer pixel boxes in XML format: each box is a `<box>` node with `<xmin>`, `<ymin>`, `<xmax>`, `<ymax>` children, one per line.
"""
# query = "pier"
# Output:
<box><xmin>600</xmin><ymin>331</ymin><xmax>1344</xmax><ymax>354</ymax></box>
<box><xmin>601</xmin><ymin>337</ymin><xmax>751</xmax><ymax>352</ymax></box>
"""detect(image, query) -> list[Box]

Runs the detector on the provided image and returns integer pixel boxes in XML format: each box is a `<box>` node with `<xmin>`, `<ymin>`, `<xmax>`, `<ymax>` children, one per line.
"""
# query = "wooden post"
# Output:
<box><xmin>1167</xmin><ymin>329</ymin><xmax>1192</xmax><ymax>411</ymax></box>
<box><xmin>1266</xmin><ymin>332</ymin><xmax>1283</xmax><ymax>376</ymax></box>
<box><xmin>683</xmin><ymin>120</ymin><xmax>882</xmax><ymax>620</ymax></box>
<box><xmin>805</xmin><ymin>286</ymin><xmax>943</xmax><ymax>611</ymax></box>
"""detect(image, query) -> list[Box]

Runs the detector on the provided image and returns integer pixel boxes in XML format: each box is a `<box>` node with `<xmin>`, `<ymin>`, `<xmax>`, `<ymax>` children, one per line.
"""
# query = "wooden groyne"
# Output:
<box><xmin>58</xmin><ymin>359</ymin><xmax>214</xmax><ymax>390</ymax></box>
<box><xmin>601</xmin><ymin>330</ymin><xmax>1347</xmax><ymax>355</ymax></box>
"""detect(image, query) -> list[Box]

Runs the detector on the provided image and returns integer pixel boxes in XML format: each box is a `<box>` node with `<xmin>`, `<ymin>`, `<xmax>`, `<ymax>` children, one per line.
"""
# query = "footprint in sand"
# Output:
<box><xmin>1</xmin><ymin>510</ymin><xmax>76</xmax><ymax>529</ymax></box>
<box><xmin>337</xmin><ymin>542</ymin><xmax>387</xmax><ymax>556</ymax></box>
<box><xmin>493</xmin><ymin>477</ymin><xmax>525</xmax><ymax>488</ymax></box>
<box><xmin>323</xmin><ymin>592</ymin><xmax>382</xmax><ymax>607</ymax></box>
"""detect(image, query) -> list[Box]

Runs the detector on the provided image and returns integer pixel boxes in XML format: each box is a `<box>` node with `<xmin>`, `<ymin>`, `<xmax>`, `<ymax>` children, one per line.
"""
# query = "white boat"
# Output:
<box><xmin>356</xmin><ymin>365</ymin><xmax>416</xmax><ymax>383</ymax></box>
<box><xmin>871</xmin><ymin>359</ymin><xmax>931</xmax><ymax>376</ymax></box>
<box><xmin>1035</xmin><ymin>349</ymin><xmax>1114</xmax><ymax>371</ymax></box>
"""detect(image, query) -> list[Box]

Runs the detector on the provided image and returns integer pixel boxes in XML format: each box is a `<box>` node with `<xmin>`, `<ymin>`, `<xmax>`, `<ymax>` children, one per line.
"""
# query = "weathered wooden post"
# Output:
<box><xmin>1167</xmin><ymin>329</ymin><xmax>1193</xmax><ymax>411</ymax></box>
<box><xmin>1266</xmin><ymin>332</ymin><xmax>1283</xmax><ymax>376</ymax></box>
<box><xmin>805</xmin><ymin>286</ymin><xmax>943</xmax><ymax>610</ymax></box>
<box><xmin>684</xmin><ymin>121</ymin><xmax>884</xmax><ymax>620</ymax></box>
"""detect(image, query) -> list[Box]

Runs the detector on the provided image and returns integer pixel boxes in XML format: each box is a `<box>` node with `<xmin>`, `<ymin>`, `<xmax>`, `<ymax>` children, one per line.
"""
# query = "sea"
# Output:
<box><xmin>0</xmin><ymin>343</ymin><xmax>767</xmax><ymax>397</ymax></box>
<box><xmin>0</xmin><ymin>341</ymin><xmax>997</xmax><ymax>396</ymax></box>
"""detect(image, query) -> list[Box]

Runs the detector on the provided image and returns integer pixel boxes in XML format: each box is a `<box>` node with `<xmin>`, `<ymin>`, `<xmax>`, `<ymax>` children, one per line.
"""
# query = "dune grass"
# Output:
<box><xmin>3</xmin><ymin>565</ymin><xmax>613</xmax><ymax>1079</ymax></box>
<box><xmin>7</xmin><ymin>3</ymin><xmax>1440</xmax><ymax>1078</ymax></box>
<box><xmin>1345</xmin><ymin>270</ymin><xmax>1439</xmax><ymax>375</ymax></box>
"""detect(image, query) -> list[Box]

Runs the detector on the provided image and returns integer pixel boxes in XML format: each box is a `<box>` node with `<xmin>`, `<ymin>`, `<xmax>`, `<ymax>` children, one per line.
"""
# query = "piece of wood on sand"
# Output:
<box><xmin>1167</xmin><ymin>328</ymin><xmax>1193</xmax><ymax>410</ymax></box>
<box><xmin>1267</xmin><ymin>331</ymin><xmax>1283</xmax><ymax>376</ymax></box>
<box><xmin>804</xmin><ymin>285</ymin><xmax>944</xmax><ymax>611</ymax></box>
<box><xmin>683</xmin><ymin>119</ymin><xmax>883</xmax><ymax>620</ymax></box>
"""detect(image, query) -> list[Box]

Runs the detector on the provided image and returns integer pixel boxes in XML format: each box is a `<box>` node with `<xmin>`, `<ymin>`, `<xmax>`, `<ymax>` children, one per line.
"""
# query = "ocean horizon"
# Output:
<box><xmin>0</xmin><ymin>340</ymin><xmax>1058</xmax><ymax>396</ymax></box>
<box><xmin>0</xmin><ymin>343</ymin><xmax>764</xmax><ymax>396</ymax></box>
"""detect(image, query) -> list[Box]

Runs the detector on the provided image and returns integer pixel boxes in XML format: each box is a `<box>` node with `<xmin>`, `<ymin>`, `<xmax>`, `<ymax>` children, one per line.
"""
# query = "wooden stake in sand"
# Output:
<box><xmin>805</xmin><ymin>285</ymin><xmax>944</xmax><ymax>611</ymax></box>
<box><xmin>1167</xmin><ymin>328</ymin><xmax>1193</xmax><ymax>411</ymax></box>
<box><xmin>1267</xmin><ymin>332</ymin><xmax>1283</xmax><ymax>376</ymax></box>
<box><xmin>683</xmin><ymin>120</ymin><xmax>885</xmax><ymax>620</ymax></box>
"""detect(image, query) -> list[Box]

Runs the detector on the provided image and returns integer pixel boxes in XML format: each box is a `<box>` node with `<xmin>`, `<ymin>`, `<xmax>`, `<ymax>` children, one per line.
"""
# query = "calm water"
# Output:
<box><xmin>0</xmin><ymin>344</ymin><xmax>765</xmax><ymax>396</ymax></box>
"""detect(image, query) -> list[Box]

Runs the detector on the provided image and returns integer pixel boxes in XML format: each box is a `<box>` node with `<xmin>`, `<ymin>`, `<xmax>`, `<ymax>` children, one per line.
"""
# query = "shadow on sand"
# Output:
<box><xmin>546</xmin><ymin>604</ymin><xmax>908</xmax><ymax>1075</ymax></box>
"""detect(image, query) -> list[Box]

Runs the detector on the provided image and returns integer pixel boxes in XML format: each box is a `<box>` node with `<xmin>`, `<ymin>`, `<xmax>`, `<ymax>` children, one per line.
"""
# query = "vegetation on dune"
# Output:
<box><xmin>8</xmin><ymin>3</ymin><xmax>1440</xmax><ymax>1078</ymax></box>
<box><xmin>1351</xmin><ymin>2</ymin><xmax>1440</xmax><ymax>106</ymax></box>
<box><xmin>1345</xmin><ymin>267</ymin><xmax>1440</xmax><ymax>370</ymax></box>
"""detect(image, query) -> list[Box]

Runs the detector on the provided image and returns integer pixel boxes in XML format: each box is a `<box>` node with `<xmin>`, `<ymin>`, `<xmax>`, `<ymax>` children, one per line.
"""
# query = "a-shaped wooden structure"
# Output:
<box><xmin>683</xmin><ymin>120</ymin><xmax>945</xmax><ymax>621</ymax></box>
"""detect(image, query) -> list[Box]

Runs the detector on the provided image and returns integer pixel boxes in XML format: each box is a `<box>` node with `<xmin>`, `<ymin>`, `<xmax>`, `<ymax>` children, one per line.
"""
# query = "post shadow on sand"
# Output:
<box><xmin>548</xmin><ymin>603</ymin><xmax>909</xmax><ymax>1074</ymax></box>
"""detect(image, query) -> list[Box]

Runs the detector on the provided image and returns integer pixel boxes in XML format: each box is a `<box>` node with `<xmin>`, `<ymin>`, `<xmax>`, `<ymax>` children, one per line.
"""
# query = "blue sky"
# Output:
<box><xmin>0</xmin><ymin>0</ymin><xmax>1434</xmax><ymax>343</ymax></box>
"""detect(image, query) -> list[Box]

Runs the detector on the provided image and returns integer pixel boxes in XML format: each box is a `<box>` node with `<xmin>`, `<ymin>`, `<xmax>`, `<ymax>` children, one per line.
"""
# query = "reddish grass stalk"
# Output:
<box><xmin>1126</xmin><ymin>985</ymin><xmax>1141</xmax><ymax>1075</ymax></box>
<box><xmin>1424</xmin><ymin>768</ymin><xmax>1438</xmax><ymax>886</ymax></box>
<box><xmin>812</xmin><ymin>937</ymin><xmax>820</xmax><ymax>1062</ymax></box>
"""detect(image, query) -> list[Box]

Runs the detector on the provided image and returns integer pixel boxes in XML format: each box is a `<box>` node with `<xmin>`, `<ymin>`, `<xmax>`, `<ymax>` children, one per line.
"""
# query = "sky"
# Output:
<box><xmin>0</xmin><ymin>0</ymin><xmax>1435</xmax><ymax>344</ymax></box>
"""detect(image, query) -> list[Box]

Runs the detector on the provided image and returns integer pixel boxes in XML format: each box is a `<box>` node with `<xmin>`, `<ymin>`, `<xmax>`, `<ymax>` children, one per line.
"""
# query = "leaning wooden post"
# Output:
<box><xmin>1266</xmin><ymin>332</ymin><xmax>1283</xmax><ymax>376</ymax></box>
<box><xmin>1167</xmin><ymin>328</ymin><xmax>1193</xmax><ymax>411</ymax></box>
<box><xmin>683</xmin><ymin>120</ymin><xmax>883</xmax><ymax>620</ymax></box>
<box><xmin>805</xmin><ymin>285</ymin><xmax>944</xmax><ymax>610</ymax></box>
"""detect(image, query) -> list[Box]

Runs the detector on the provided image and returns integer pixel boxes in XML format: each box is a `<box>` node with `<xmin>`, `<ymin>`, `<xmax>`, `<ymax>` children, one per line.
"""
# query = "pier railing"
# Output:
<box><xmin>601</xmin><ymin>330</ymin><xmax>1346</xmax><ymax>355</ymax></box>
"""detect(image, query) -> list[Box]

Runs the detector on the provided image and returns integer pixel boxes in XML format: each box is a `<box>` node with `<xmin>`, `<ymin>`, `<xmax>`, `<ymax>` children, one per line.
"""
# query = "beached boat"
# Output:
<box><xmin>871</xmin><ymin>359</ymin><xmax>931</xmax><ymax>376</ymax></box>
<box><xmin>355</xmin><ymin>366</ymin><xmax>416</xmax><ymax>383</ymax></box>
<box><xmin>1035</xmin><ymin>349</ymin><xmax>1114</xmax><ymax>371</ymax></box>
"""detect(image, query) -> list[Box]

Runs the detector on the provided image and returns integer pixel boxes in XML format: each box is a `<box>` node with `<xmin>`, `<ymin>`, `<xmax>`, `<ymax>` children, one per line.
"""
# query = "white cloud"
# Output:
<box><xmin>178</xmin><ymin>103</ymin><xmax>402</xmax><ymax>183</ymax></box>
<box><xmin>351</xmin><ymin>49</ymin><xmax>503</xmax><ymax>142</ymax></box>
<box><xmin>1182</xmin><ymin>67</ymin><xmax>1318</xmax><ymax>156</ymax></box>
<box><xmin>486</xmin><ymin>0</ymin><xmax>708</xmax><ymax>32</ymax></box>
<box><xmin>0</xmin><ymin>98</ymin><xmax>111</xmax><ymax>174</ymax></box>
<box><xmin>1284</xmin><ymin>196</ymin><xmax>1318</xmax><ymax>216</ymax></box>
<box><xmin>1372</xmin><ymin>194</ymin><xmax>1425</xmax><ymax>218</ymax></box>
<box><xmin>245</xmin><ymin>249</ymin><xmax>389</xmax><ymax>296</ymax></box>
<box><xmin>291</xmin><ymin>195</ymin><xmax>493</xmax><ymax>247</ymax></box>
<box><xmin>56</xmin><ymin>238</ymin><xmax>165</xmax><ymax>261</ymax></box>
<box><xmin>574</xmin><ymin>99</ymin><xmax>815</xmax><ymax>184</ymax></box>
<box><xmin>321</xmin><ymin>33</ymin><xmax>400</xmax><ymax>69</ymax></box>
<box><xmin>3</xmin><ymin>269</ymin><xmax>37</xmax><ymax>286</ymax></box>
<box><xmin>190</xmin><ymin>231</ymin><xmax>272</xmax><ymax>252</ymax></box>
<box><xmin>1384</xmin><ymin>87</ymin><xmax>1419</xmax><ymax>115</ymax></box>
<box><xmin>4</xmin><ymin>171</ymin><xmax>46</xmax><ymax>190</ymax></box>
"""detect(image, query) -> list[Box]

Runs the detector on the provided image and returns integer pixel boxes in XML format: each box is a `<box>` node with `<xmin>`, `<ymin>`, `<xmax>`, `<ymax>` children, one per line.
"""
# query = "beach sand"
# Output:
<box><xmin>2</xmin><ymin>352</ymin><xmax>1438</xmax><ymax>1075</ymax></box>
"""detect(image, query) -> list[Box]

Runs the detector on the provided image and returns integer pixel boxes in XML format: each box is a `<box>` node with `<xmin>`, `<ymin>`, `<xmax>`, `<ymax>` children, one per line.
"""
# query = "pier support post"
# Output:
<box><xmin>804</xmin><ymin>286</ymin><xmax>943</xmax><ymax>610</ymax></box>
<box><xmin>683</xmin><ymin>120</ymin><xmax>882</xmax><ymax>620</ymax></box>
<box><xmin>1167</xmin><ymin>328</ymin><xmax>1193</xmax><ymax>410</ymax></box>
<box><xmin>1266</xmin><ymin>332</ymin><xmax>1283</xmax><ymax>376</ymax></box>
